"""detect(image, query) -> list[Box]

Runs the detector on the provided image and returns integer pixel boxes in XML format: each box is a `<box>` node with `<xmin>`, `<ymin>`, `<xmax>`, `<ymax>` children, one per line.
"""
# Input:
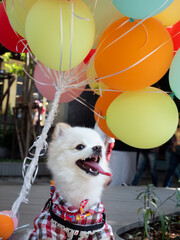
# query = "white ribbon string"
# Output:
<box><xmin>23</xmin><ymin>66</ymin><xmax>55</xmax><ymax>86</ymax></box>
<box><xmin>15</xmin><ymin>39</ymin><xmax>29</xmax><ymax>53</ymax></box>
<box><xmin>69</xmin><ymin>0</ymin><xmax>74</xmax><ymax>70</ymax></box>
<box><xmin>18</xmin><ymin>0</ymin><xmax>26</xmax><ymax>11</ymax></box>
<box><xmin>66</xmin><ymin>0</ymin><xmax>91</xmax><ymax>21</ymax></box>
<box><xmin>14</xmin><ymin>224</ymin><xmax>30</xmax><ymax>232</ymax></box>
<box><xmin>71</xmin><ymin>12</ymin><xmax>90</xmax><ymax>21</ymax></box>
<box><xmin>68</xmin><ymin>91</ymin><xmax>105</xmax><ymax>120</ymax></box>
<box><xmin>59</xmin><ymin>0</ymin><xmax>63</xmax><ymax>73</ymax></box>
<box><xmin>11</xmin><ymin>88</ymin><xmax>62</xmax><ymax>218</ymax></box>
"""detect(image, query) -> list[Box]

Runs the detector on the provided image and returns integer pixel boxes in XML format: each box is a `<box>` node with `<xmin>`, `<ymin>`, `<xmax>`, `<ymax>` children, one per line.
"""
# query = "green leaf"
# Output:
<box><xmin>21</xmin><ymin>53</ymin><xmax>26</xmax><ymax>61</ymax></box>
<box><xmin>159</xmin><ymin>213</ymin><xmax>166</xmax><ymax>240</ymax></box>
<box><xmin>2</xmin><ymin>52</ymin><xmax>12</xmax><ymax>62</ymax></box>
<box><xmin>136</xmin><ymin>192</ymin><xmax>144</xmax><ymax>200</ymax></box>
<box><xmin>137</xmin><ymin>207</ymin><xmax>142</xmax><ymax>214</ymax></box>
<box><xmin>144</xmin><ymin>209</ymin><xmax>151</xmax><ymax>240</ymax></box>
<box><xmin>150</xmin><ymin>200</ymin><xmax>157</xmax><ymax>209</ymax></box>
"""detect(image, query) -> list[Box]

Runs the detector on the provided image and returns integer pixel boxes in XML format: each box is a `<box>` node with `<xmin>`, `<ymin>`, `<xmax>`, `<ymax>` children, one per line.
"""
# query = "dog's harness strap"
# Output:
<box><xmin>45</xmin><ymin>198</ymin><xmax>105</xmax><ymax>237</ymax></box>
<box><xmin>72</xmin><ymin>231</ymin><xmax>81</xmax><ymax>240</ymax></box>
<box><xmin>43</xmin><ymin>198</ymin><xmax>52</xmax><ymax>211</ymax></box>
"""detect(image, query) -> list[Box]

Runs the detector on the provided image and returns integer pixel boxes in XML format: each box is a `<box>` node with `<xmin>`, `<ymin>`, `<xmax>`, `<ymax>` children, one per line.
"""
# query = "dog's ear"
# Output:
<box><xmin>52</xmin><ymin>122</ymin><xmax>71</xmax><ymax>139</ymax></box>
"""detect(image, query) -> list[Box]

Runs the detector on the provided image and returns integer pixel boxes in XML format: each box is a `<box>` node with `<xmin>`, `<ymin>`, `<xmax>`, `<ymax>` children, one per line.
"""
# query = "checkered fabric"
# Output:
<box><xmin>29</xmin><ymin>182</ymin><xmax>114</xmax><ymax>239</ymax></box>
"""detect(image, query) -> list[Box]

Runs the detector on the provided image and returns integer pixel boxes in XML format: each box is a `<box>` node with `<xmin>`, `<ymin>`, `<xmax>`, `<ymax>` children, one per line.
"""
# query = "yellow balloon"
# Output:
<box><xmin>106</xmin><ymin>87</ymin><xmax>179</xmax><ymax>149</ymax></box>
<box><xmin>87</xmin><ymin>61</ymin><xmax>109</xmax><ymax>95</ymax></box>
<box><xmin>6</xmin><ymin>0</ymin><xmax>37</xmax><ymax>38</ymax></box>
<box><xmin>25</xmin><ymin>0</ymin><xmax>95</xmax><ymax>71</ymax></box>
<box><xmin>154</xmin><ymin>0</ymin><xmax>180</xmax><ymax>27</ymax></box>
<box><xmin>83</xmin><ymin>0</ymin><xmax>124</xmax><ymax>47</ymax></box>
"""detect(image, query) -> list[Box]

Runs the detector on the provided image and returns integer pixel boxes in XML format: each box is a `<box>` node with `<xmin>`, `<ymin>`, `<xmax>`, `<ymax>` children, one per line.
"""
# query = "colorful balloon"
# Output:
<box><xmin>83</xmin><ymin>0</ymin><xmax>124</xmax><ymax>47</ymax></box>
<box><xmin>154</xmin><ymin>0</ymin><xmax>180</xmax><ymax>27</ymax></box>
<box><xmin>170</xmin><ymin>21</ymin><xmax>180</xmax><ymax>54</ymax></box>
<box><xmin>1</xmin><ymin>211</ymin><xmax>18</xmax><ymax>231</ymax></box>
<box><xmin>106</xmin><ymin>87</ymin><xmax>179</xmax><ymax>149</ymax></box>
<box><xmin>6</xmin><ymin>0</ymin><xmax>37</xmax><ymax>38</ymax></box>
<box><xmin>88</xmin><ymin>81</ymin><xmax>110</xmax><ymax>96</ymax></box>
<box><xmin>34</xmin><ymin>61</ymin><xmax>86</xmax><ymax>103</ymax></box>
<box><xmin>26</xmin><ymin>0</ymin><xmax>95</xmax><ymax>71</ymax></box>
<box><xmin>166</xmin><ymin>26</ymin><xmax>172</xmax><ymax>33</ymax></box>
<box><xmin>112</xmin><ymin>0</ymin><xmax>174</xmax><ymax>19</ymax></box>
<box><xmin>169</xmin><ymin>50</ymin><xmax>180</xmax><ymax>99</ymax></box>
<box><xmin>87</xmin><ymin>61</ymin><xmax>109</xmax><ymax>95</ymax></box>
<box><xmin>94</xmin><ymin>17</ymin><xmax>173</xmax><ymax>91</ymax></box>
<box><xmin>0</xmin><ymin>214</ymin><xmax>14</xmax><ymax>239</ymax></box>
<box><xmin>94</xmin><ymin>91</ymin><xmax>121</xmax><ymax>139</ymax></box>
<box><xmin>0</xmin><ymin>3</ymin><xmax>29</xmax><ymax>53</ymax></box>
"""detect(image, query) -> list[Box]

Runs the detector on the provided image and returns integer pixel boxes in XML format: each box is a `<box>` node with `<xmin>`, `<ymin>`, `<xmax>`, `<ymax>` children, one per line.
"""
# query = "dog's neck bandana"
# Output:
<box><xmin>29</xmin><ymin>181</ymin><xmax>114</xmax><ymax>240</ymax></box>
<box><xmin>50</xmin><ymin>181</ymin><xmax>97</xmax><ymax>223</ymax></box>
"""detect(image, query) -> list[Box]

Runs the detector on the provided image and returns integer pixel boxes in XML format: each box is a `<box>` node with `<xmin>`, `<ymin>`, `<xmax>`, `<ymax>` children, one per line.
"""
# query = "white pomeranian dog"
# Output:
<box><xmin>29</xmin><ymin>123</ymin><xmax>114</xmax><ymax>240</ymax></box>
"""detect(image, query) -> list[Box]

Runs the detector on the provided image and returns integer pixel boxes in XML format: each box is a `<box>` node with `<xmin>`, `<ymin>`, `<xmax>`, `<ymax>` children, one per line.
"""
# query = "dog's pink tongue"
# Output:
<box><xmin>84</xmin><ymin>161</ymin><xmax>112</xmax><ymax>177</ymax></box>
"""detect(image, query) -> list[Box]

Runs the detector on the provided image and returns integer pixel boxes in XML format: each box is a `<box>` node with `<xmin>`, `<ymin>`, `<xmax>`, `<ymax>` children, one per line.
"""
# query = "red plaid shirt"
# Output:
<box><xmin>29</xmin><ymin>182</ymin><xmax>114</xmax><ymax>239</ymax></box>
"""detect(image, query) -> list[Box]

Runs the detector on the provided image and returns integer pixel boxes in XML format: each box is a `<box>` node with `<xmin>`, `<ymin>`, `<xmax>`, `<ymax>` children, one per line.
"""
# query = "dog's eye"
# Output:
<box><xmin>76</xmin><ymin>144</ymin><xmax>85</xmax><ymax>150</ymax></box>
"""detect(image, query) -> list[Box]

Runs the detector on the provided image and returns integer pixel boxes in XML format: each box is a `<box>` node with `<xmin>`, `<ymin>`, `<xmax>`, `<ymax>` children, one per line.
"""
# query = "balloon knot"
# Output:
<box><xmin>129</xmin><ymin>18</ymin><xmax>135</xmax><ymax>23</ymax></box>
<box><xmin>169</xmin><ymin>92</ymin><xmax>175</xmax><ymax>99</ymax></box>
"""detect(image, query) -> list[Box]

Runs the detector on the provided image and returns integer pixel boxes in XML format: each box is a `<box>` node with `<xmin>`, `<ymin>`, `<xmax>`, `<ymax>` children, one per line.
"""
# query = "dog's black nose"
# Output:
<box><xmin>92</xmin><ymin>145</ymin><xmax>102</xmax><ymax>153</ymax></box>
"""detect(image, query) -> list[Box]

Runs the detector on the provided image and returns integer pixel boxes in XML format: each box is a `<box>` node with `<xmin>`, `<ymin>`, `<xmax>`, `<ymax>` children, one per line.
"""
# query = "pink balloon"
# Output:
<box><xmin>34</xmin><ymin>61</ymin><xmax>87</xmax><ymax>103</ymax></box>
<box><xmin>1</xmin><ymin>210</ymin><xmax>18</xmax><ymax>230</ymax></box>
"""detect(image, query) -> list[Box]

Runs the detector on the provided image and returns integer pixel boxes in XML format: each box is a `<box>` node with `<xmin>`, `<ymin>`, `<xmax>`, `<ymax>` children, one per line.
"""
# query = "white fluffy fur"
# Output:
<box><xmin>47</xmin><ymin>123</ymin><xmax>111</xmax><ymax>210</ymax></box>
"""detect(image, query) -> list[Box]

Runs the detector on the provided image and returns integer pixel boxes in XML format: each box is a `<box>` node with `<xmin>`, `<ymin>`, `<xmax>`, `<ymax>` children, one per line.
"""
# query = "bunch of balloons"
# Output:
<box><xmin>91</xmin><ymin>0</ymin><xmax>180</xmax><ymax>149</ymax></box>
<box><xmin>0</xmin><ymin>0</ymin><xmax>179</xmax><ymax>148</ymax></box>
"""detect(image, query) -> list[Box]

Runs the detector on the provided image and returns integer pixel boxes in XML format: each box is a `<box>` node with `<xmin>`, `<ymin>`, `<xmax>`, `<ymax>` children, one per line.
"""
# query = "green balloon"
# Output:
<box><xmin>112</xmin><ymin>0</ymin><xmax>174</xmax><ymax>19</ymax></box>
<box><xmin>169</xmin><ymin>50</ymin><xmax>180</xmax><ymax>100</ymax></box>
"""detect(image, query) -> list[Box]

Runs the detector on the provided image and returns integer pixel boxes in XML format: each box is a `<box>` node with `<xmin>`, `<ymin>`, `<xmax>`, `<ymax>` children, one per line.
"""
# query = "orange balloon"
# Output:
<box><xmin>94</xmin><ymin>91</ymin><xmax>121</xmax><ymax>138</ymax></box>
<box><xmin>94</xmin><ymin>17</ymin><xmax>173</xmax><ymax>91</ymax></box>
<box><xmin>0</xmin><ymin>215</ymin><xmax>14</xmax><ymax>239</ymax></box>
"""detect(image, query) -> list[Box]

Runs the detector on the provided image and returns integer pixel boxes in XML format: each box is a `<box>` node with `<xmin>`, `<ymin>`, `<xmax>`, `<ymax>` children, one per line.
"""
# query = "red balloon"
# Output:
<box><xmin>166</xmin><ymin>26</ymin><xmax>172</xmax><ymax>33</ymax></box>
<box><xmin>83</xmin><ymin>49</ymin><xmax>96</xmax><ymax>64</ymax></box>
<box><xmin>0</xmin><ymin>2</ymin><xmax>29</xmax><ymax>53</ymax></box>
<box><xmin>170</xmin><ymin>21</ymin><xmax>180</xmax><ymax>54</ymax></box>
